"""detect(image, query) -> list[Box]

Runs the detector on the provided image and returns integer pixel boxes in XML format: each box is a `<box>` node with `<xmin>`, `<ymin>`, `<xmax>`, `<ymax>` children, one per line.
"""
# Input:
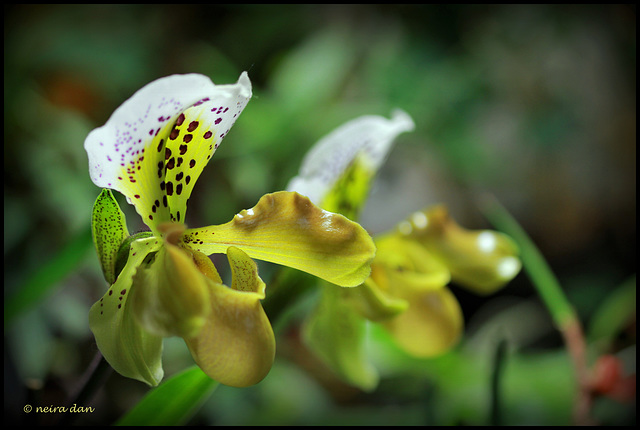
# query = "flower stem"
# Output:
<box><xmin>478</xmin><ymin>194</ymin><xmax>593</xmax><ymax>425</ymax></box>
<box><xmin>57</xmin><ymin>351</ymin><xmax>112</xmax><ymax>426</ymax></box>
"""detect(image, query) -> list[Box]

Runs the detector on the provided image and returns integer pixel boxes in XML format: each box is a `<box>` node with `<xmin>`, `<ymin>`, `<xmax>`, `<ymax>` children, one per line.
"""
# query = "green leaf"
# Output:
<box><xmin>587</xmin><ymin>275</ymin><xmax>636</xmax><ymax>348</ymax></box>
<box><xmin>92</xmin><ymin>189</ymin><xmax>129</xmax><ymax>284</ymax></box>
<box><xmin>116</xmin><ymin>365</ymin><xmax>218</xmax><ymax>426</ymax></box>
<box><xmin>4</xmin><ymin>227</ymin><xmax>93</xmax><ymax>327</ymax></box>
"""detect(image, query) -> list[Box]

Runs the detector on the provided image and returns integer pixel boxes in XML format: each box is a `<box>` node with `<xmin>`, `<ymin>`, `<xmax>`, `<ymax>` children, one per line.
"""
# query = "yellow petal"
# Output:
<box><xmin>341</xmin><ymin>278</ymin><xmax>408</xmax><ymax>322</ymax></box>
<box><xmin>382</xmin><ymin>287</ymin><xmax>464</xmax><ymax>357</ymax></box>
<box><xmin>303</xmin><ymin>283</ymin><xmax>379</xmax><ymax>391</ymax></box>
<box><xmin>89</xmin><ymin>236</ymin><xmax>164</xmax><ymax>386</ymax></box>
<box><xmin>183</xmin><ymin>191</ymin><xmax>376</xmax><ymax>287</ymax></box>
<box><xmin>184</xmin><ymin>247</ymin><xmax>275</xmax><ymax>387</ymax></box>
<box><xmin>129</xmin><ymin>240</ymin><xmax>211</xmax><ymax>339</ymax></box>
<box><xmin>373</xmin><ymin>233</ymin><xmax>451</xmax><ymax>293</ymax></box>
<box><xmin>398</xmin><ymin>205</ymin><xmax>522</xmax><ymax>294</ymax></box>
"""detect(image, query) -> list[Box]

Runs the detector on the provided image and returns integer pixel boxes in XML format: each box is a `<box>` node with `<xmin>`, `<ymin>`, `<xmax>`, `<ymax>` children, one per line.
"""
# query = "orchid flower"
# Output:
<box><xmin>287</xmin><ymin>110</ymin><xmax>521</xmax><ymax>390</ymax></box>
<box><xmin>85</xmin><ymin>72</ymin><xmax>376</xmax><ymax>388</ymax></box>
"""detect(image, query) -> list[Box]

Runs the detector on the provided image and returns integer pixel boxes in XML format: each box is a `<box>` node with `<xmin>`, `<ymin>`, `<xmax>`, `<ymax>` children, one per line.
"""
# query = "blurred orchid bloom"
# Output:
<box><xmin>287</xmin><ymin>110</ymin><xmax>521</xmax><ymax>390</ymax></box>
<box><xmin>85</xmin><ymin>72</ymin><xmax>376</xmax><ymax>387</ymax></box>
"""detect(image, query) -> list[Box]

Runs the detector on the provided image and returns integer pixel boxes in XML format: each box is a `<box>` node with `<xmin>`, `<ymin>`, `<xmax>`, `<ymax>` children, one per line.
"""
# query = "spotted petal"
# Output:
<box><xmin>183</xmin><ymin>191</ymin><xmax>376</xmax><ymax>288</ymax></box>
<box><xmin>91</xmin><ymin>189</ymin><xmax>130</xmax><ymax>284</ymax></box>
<box><xmin>287</xmin><ymin>109</ymin><xmax>414</xmax><ymax>209</ymax></box>
<box><xmin>185</xmin><ymin>247</ymin><xmax>275</xmax><ymax>387</ymax></box>
<box><xmin>88</xmin><ymin>236</ymin><xmax>164</xmax><ymax>386</ymax></box>
<box><xmin>397</xmin><ymin>205</ymin><xmax>522</xmax><ymax>294</ymax></box>
<box><xmin>85</xmin><ymin>72</ymin><xmax>252</xmax><ymax>232</ymax></box>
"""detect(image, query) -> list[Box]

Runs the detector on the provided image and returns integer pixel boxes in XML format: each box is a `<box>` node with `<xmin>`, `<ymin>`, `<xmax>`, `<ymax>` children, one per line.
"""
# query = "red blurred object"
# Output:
<box><xmin>591</xmin><ymin>354</ymin><xmax>636</xmax><ymax>403</ymax></box>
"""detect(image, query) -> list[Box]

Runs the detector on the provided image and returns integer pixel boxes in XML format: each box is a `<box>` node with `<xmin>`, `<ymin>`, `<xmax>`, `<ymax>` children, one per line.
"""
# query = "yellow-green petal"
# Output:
<box><xmin>183</xmin><ymin>191</ymin><xmax>376</xmax><ymax>288</ymax></box>
<box><xmin>303</xmin><ymin>283</ymin><xmax>379</xmax><ymax>391</ymax></box>
<box><xmin>85</xmin><ymin>72</ymin><xmax>252</xmax><ymax>232</ymax></box>
<box><xmin>382</xmin><ymin>286</ymin><xmax>463</xmax><ymax>358</ymax></box>
<box><xmin>373</xmin><ymin>233</ymin><xmax>451</xmax><ymax>293</ymax></box>
<box><xmin>91</xmin><ymin>189</ymin><xmax>130</xmax><ymax>284</ymax></box>
<box><xmin>398</xmin><ymin>205</ymin><xmax>522</xmax><ymax>294</ymax></box>
<box><xmin>88</xmin><ymin>236</ymin><xmax>164</xmax><ymax>386</ymax></box>
<box><xmin>129</xmin><ymin>240</ymin><xmax>211</xmax><ymax>339</ymax></box>
<box><xmin>341</xmin><ymin>278</ymin><xmax>408</xmax><ymax>322</ymax></box>
<box><xmin>184</xmin><ymin>247</ymin><xmax>275</xmax><ymax>387</ymax></box>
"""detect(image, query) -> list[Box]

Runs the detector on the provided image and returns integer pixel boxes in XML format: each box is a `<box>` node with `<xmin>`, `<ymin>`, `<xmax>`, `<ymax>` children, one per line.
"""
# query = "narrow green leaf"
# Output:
<box><xmin>116</xmin><ymin>365</ymin><xmax>218</xmax><ymax>426</ymax></box>
<box><xmin>4</xmin><ymin>227</ymin><xmax>93</xmax><ymax>327</ymax></box>
<box><xmin>587</xmin><ymin>275</ymin><xmax>636</xmax><ymax>347</ymax></box>
<box><xmin>92</xmin><ymin>189</ymin><xmax>129</xmax><ymax>284</ymax></box>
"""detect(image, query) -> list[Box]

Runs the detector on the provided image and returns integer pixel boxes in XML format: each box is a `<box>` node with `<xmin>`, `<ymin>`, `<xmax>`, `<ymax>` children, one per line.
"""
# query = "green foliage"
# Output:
<box><xmin>116</xmin><ymin>365</ymin><xmax>218</xmax><ymax>426</ymax></box>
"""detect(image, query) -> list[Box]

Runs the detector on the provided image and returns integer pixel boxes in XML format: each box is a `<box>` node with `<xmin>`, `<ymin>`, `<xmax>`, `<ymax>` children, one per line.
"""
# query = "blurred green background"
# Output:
<box><xmin>4</xmin><ymin>4</ymin><xmax>635</xmax><ymax>426</ymax></box>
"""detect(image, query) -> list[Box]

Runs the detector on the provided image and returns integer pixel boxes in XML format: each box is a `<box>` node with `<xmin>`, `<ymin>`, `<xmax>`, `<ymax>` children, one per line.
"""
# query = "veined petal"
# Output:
<box><xmin>382</xmin><ymin>287</ymin><xmax>464</xmax><ymax>358</ymax></box>
<box><xmin>85</xmin><ymin>72</ymin><xmax>252</xmax><ymax>232</ymax></box>
<box><xmin>88</xmin><ymin>236</ymin><xmax>164</xmax><ymax>386</ymax></box>
<box><xmin>183</xmin><ymin>191</ymin><xmax>376</xmax><ymax>287</ymax></box>
<box><xmin>398</xmin><ymin>205</ymin><xmax>522</xmax><ymax>294</ymax></box>
<box><xmin>185</xmin><ymin>247</ymin><xmax>275</xmax><ymax>387</ymax></box>
<box><xmin>129</xmin><ymin>241</ymin><xmax>211</xmax><ymax>339</ymax></box>
<box><xmin>91</xmin><ymin>189</ymin><xmax>129</xmax><ymax>284</ymax></box>
<box><xmin>303</xmin><ymin>283</ymin><xmax>379</xmax><ymax>391</ymax></box>
<box><xmin>287</xmin><ymin>110</ymin><xmax>415</xmax><ymax>207</ymax></box>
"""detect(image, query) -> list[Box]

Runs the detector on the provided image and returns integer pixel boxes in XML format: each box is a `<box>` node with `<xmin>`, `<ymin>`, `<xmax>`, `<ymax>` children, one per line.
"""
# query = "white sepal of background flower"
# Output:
<box><xmin>287</xmin><ymin>109</ymin><xmax>415</xmax><ymax>205</ymax></box>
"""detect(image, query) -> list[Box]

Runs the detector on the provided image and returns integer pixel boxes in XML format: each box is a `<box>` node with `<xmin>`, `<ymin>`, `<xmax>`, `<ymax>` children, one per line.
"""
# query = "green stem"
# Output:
<box><xmin>57</xmin><ymin>351</ymin><xmax>112</xmax><ymax>426</ymax></box>
<box><xmin>478</xmin><ymin>194</ymin><xmax>593</xmax><ymax>425</ymax></box>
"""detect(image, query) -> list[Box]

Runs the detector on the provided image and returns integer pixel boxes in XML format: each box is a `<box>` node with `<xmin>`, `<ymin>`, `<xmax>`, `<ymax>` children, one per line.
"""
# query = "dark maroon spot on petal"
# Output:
<box><xmin>176</xmin><ymin>183</ymin><xmax>183</xmax><ymax>195</ymax></box>
<box><xmin>215</xmin><ymin>117</ymin><xmax>222</xmax><ymax>125</ymax></box>
<box><xmin>155</xmin><ymin>199</ymin><xmax>160</xmax><ymax>207</ymax></box>
<box><xmin>176</xmin><ymin>113</ymin><xmax>185</xmax><ymax>126</ymax></box>
<box><xmin>121</xmin><ymin>289</ymin><xmax>127</xmax><ymax>295</ymax></box>
<box><xmin>163</xmin><ymin>195</ymin><xmax>168</xmax><ymax>207</ymax></box>
<box><xmin>149</xmin><ymin>215</ymin><xmax>153</xmax><ymax>220</ymax></box>
<box><xmin>176</xmin><ymin>211</ymin><xmax>181</xmax><ymax>221</ymax></box>
<box><xmin>176</xmin><ymin>172</ymin><xmax>183</xmax><ymax>181</ymax></box>
<box><xmin>118</xmin><ymin>304</ymin><xmax>122</xmax><ymax>309</ymax></box>
<box><xmin>109</xmin><ymin>290</ymin><xmax>113</xmax><ymax>296</ymax></box>
<box><xmin>177</xmin><ymin>157</ymin><xmax>183</xmax><ymax>167</ymax></box>
<box><xmin>134</xmin><ymin>194</ymin><xmax>140</xmax><ymax>199</ymax></box>
<box><xmin>188</xmin><ymin>121</ymin><xmax>199</xmax><ymax>132</ymax></box>
<box><xmin>183</xmin><ymin>134</ymin><xmax>193</xmax><ymax>143</ymax></box>
<box><xmin>166</xmin><ymin>157</ymin><xmax>175</xmax><ymax>170</ymax></box>
<box><xmin>170</xmin><ymin>128</ymin><xmax>179</xmax><ymax>140</ymax></box>
<box><xmin>189</xmin><ymin>159</ymin><xmax>196</xmax><ymax>168</ymax></box>
<box><xmin>165</xmin><ymin>147</ymin><xmax>172</xmax><ymax>160</ymax></box>
<box><xmin>160</xmin><ymin>181</ymin><xmax>165</xmax><ymax>190</ymax></box>
<box><xmin>152</xmin><ymin>205</ymin><xmax>157</xmax><ymax>213</ymax></box>
<box><xmin>179</xmin><ymin>144</ymin><xmax>188</xmax><ymax>155</ymax></box>
<box><xmin>157</xmin><ymin>139</ymin><xmax>164</xmax><ymax>152</ymax></box>
<box><xmin>203</xmin><ymin>131</ymin><xmax>213</xmax><ymax>139</ymax></box>
<box><xmin>166</xmin><ymin>182</ymin><xmax>174</xmax><ymax>196</ymax></box>
<box><xmin>185</xmin><ymin>175</ymin><xmax>191</xmax><ymax>185</ymax></box>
